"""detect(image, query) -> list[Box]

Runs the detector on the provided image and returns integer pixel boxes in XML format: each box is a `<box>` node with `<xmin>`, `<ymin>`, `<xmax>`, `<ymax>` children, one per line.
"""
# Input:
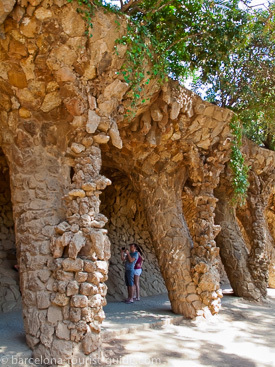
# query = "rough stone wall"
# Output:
<box><xmin>100</xmin><ymin>173</ymin><xmax>166</xmax><ymax>301</ymax></box>
<box><xmin>266</xmin><ymin>192</ymin><xmax>275</xmax><ymax>241</ymax></box>
<box><xmin>0</xmin><ymin>148</ymin><xmax>21</xmax><ymax>312</ymax></box>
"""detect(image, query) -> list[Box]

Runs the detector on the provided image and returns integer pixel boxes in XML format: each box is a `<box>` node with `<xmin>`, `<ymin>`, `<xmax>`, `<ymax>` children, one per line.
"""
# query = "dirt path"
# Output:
<box><xmin>0</xmin><ymin>288</ymin><xmax>274</xmax><ymax>367</ymax></box>
<box><xmin>101</xmin><ymin>288</ymin><xmax>275</xmax><ymax>367</ymax></box>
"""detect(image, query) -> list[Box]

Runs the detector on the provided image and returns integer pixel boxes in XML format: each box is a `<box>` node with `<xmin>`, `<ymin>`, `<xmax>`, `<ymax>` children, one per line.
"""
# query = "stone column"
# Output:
<box><xmin>0</xmin><ymin>149</ymin><xmax>20</xmax><ymax>313</ymax></box>
<box><xmin>2</xmin><ymin>132</ymin><xmax>111</xmax><ymax>366</ymax></box>
<box><xmin>131</xmin><ymin>159</ymin><xmax>222</xmax><ymax>318</ymax></box>
<box><xmin>47</xmin><ymin>145</ymin><xmax>111</xmax><ymax>365</ymax></box>
<box><xmin>182</xmin><ymin>146</ymin><xmax>228</xmax><ymax>316</ymax></box>
<box><xmin>132</xmin><ymin>169</ymin><xmax>197</xmax><ymax>317</ymax></box>
<box><xmin>266</xmin><ymin>192</ymin><xmax>275</xmax><ymax>288</ymax></box>
<box><xmin>236</xmin><ymin>171</ymin><xmax>274</xmax><ymax>295</ymax></box>
<box><xmin>215</xmin><ymin>174</ymin><xmax>265</xmax><ymax>300</ymax></box>
<box><xmin>1</xmin><ymin>144</ymin><xmax>74</xmax><ymax>359</ymax></box>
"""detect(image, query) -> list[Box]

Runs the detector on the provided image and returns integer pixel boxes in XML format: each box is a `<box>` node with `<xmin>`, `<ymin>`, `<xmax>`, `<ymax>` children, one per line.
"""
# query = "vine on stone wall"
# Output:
<box><xmin>67</xmin><ymin>0</ymin><xmax>251</xmax><ymax>205</ymax></box>
<box><xmin>229</xmin><ymin>117</ymin><xmax>250</xmax><ymax>207</ymax></box>
<box><xmin>67</xmin><ymin>0</ymin><xmax>168</xmax><ymax>111</ymax></box>
<box><xmin>115</xmin><ymin>21</ymin><xmax>168</xmax><ymax>110</ymax></box>
<box><xmin>66</xmin><ymin>0</ymin><xmax>104</xmax><ymax>36</ymax></box>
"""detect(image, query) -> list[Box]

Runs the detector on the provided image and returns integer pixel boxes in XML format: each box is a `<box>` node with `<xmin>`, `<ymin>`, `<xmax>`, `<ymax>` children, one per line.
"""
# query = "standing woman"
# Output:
<box><xmin>134</xmin><ymin>245</ymin><xmax>144</xmax><ymax>301</ymax></box>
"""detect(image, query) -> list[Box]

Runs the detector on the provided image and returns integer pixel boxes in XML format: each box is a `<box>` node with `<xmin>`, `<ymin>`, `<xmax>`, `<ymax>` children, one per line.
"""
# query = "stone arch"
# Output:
<box><xmin>0</xmin><ymin>147</ymin><xmax>21</xmax><ymax>313</ymax></box>
<box><xmin>100</xmin><ymin>168</ymin><xmax>166</xmax><ymax>302</ymax></box>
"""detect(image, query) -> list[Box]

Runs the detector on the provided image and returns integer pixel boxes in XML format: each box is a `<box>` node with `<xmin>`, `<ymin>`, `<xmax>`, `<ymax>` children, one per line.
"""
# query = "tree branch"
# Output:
<box><xmin>121</xmin><ymin>0</ymin><xmax>143</xmax><ymax>13</ymax></box>
<box><xmin>151</xmin><ymin>0</ymin><xmax>174</xmax><ymax>15</ymax></box>
<box><xmin>128</xmin><ymin>6</ymin><xmax>146</xmax><ymax>14</ymax></box>
<box><xmin>165</xmin><ymin>32</ymin><xmax>202</xmax><ymax>51</ymax></box>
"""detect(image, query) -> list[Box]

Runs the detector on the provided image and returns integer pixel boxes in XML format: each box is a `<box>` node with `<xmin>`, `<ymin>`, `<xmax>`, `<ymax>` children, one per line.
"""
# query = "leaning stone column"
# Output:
<box><xmin>2</xmin><ymin>140</ymin><xmax>111</xmax><ymax>366</ymax></box>
<box><xmin>215</xmin><ymin>139</ymin><xmax>275</xmax><ymax>300</ymax></box>
<box><xmin>132</xmin><ymin>160</ymin><xmax>223</xmax><ymax>318</ymax></box>
<box><xmin>236</xmin><ymin>171</ymin><xmax>274</xmax><ymax>295</ymax></box>
<box><xmin>215</xmin><ymin>176</ymin><xmax>264</xmax><ymax>300</ymax></box>
<box><xmin>133</xmin><ymin>169</ymin><xmax>198</xmax><ymax>317</ymax></box>
<box><xmin>266</xmin><ymin>192</ymin><xmax>275</xmax><ymax>288</ymax></box>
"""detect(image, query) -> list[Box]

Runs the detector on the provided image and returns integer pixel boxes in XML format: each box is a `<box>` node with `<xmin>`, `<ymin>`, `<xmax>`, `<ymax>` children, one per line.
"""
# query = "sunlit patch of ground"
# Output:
<box><xmin>101</xmin><ymin>288</ymin><xmax>275</xmax><ymax>367</ymax></box>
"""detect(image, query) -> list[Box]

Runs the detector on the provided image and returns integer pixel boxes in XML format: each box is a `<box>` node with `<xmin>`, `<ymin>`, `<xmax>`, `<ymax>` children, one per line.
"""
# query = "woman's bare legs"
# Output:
<box><xmin>134</xmin><ymin>275</ymin><xmax>140</xmax><ymax>300</ymax></box>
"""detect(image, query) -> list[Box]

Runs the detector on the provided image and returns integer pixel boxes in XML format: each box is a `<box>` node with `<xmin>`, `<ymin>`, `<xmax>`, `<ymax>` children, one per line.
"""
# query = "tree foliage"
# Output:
<box><xmin>112</xmin><ymin>1</ymin><xmax>251</xmax><ymax>99</ymax></box>
<box><xmin>73</xmin><ymin>0</ymin><xmax>274</xmax><ymax>150</ymax></box>
<box><xmin>192</xmin><ymin>1</ymin><xmax>275</xmax><ymax>150</ymax></box>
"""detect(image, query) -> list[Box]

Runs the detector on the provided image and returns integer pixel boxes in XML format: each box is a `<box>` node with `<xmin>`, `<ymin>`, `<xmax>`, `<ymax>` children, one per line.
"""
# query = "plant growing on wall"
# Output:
<box><xmin>68</xmin><ymin>0</ymin><xmax>274</xmax><ymax>205</ymax></box>
<box><xmin>229</xmin><ymin>116</ymin><xmax>250</xmax><ymax>207</ymax></box>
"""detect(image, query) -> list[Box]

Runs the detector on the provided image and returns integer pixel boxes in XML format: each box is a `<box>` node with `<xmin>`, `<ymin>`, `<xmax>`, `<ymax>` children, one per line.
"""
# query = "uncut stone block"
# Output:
<box><xmin>51</xmin><ymin>292</ymin><xmax>69</xmax><ymax>307</ymax></box>
<box><xmin>95</xmin><ymin>260</ymin><xmax>108</xmax><ymax>274</ymax></box>
<box><xmin>37</xmin><ymin>291</ymin><xmax>51</xmax><ymax>309</ymax></box>
<box><xmin>47</xmin><ymin>306</ymin><xmax>63</xmax><ymax>325</ymax></box>
<box><xmin>71</xmin><ymin>295</ymin><xmax>88</xmax><ymax>308</ymax></box>
<box><xmin>40</xmin><ymin>323</ymin><xmax>54</xmax><ymax>348</ymax></box>
<box><xmin>80</xmin><ymin>282</ymin><xmax>97</xmax><ymax>296</ymax></box>
<box><xmin>56</xmin><ymin>270</ymin><xmax>74</xmax><ymax>281</ymax></box>
<box><xmin>69</xmin><ymin>307</ymin><xmax>81</xmax><ymax>323</ymax></box>
<box><xmin>83</xmin><ymin>260</ymin><xmax>96</xmax><ymax>273</ymax></box>
<box><xmin>55</xmin><ymin>221</ymin><xmax>71</xmax><ymax>235</ymax></box>
<box><xmin>67</xmin><ymin>280</ymin><xmax>79</xmax><ymax>296</ymax></box>
<box><xmin>68</xmin><ymin>231</ymin><xmax>86</xmax><ymax>259</ymax></box>
<box><xmin>57</xmin><ymin>281</ymin><xmax>68</xmax><ymax>294</ymax></box>
<box><xmin>88</xmin><ymin>294</ymin><xmax>102</xmax><ymax>308</ymax></box>
<box><xmin>82</xmin><ymin>331</ymin><xmax>100</xmax><ymax>355</ymax></box>
<box><xmin>81</xmin><ymin>307</ymin><xmax>94</xmax><ymax>323</ymax></box>
<box><xmin>75</xmin><ymin>272</ymin><xmax>88</xmax><ymax>283</ymax></box>
<box><xmin>51</xmin><ymin>339</ymin><xmax>73</xmax><ymax>361</ymax></box>
<box><xmin>62</xmin><ymin>258</ymin><xmax>83</xmax><ymax>272</ymax></box>
<box><xmin>87</xmin><ymin>271</ymin><xmax>105</xmax><ymax>286</ymax></box>
<box><xmin>56</xmin><ymin>322</ymin><xmax>71</xmax><ymax>341</ymax></box>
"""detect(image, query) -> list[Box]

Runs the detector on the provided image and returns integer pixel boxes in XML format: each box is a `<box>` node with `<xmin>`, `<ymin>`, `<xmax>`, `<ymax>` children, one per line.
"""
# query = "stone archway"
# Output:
<box><xmin>0</xmin><ymin>147</ymin><xmax>21</xmax><ymax>313</ymax></box>
<box><xmin>100</xmin><ymin>169</ymin><xmax>166</xmax><ymax>302</ymax></box>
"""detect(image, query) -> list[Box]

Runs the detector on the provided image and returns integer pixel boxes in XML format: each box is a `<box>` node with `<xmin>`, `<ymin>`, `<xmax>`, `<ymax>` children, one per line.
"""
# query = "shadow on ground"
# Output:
<box><xmin>0</xmin><ymin>288</ymin><xmax>275</xmax><ymax>367</ymax></box>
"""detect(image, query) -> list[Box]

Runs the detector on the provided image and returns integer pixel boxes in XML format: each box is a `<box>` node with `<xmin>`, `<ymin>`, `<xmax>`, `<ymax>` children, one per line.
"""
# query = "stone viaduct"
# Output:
<box><xmin>0</xmin><ymin>1</ymin><xmax>274</xmax><ymax>365</ymax></box>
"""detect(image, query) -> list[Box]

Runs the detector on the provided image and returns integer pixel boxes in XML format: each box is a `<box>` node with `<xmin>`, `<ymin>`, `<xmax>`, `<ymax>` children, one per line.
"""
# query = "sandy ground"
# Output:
<box><xmin>1</xmin><ymin>287</ymin><xmax>275</xmax><ymax>367</ymax></box>
<box><xmin>101</xmin><ymin>288</ymin><xmax>275</xmax><ymax>367</ymax></box>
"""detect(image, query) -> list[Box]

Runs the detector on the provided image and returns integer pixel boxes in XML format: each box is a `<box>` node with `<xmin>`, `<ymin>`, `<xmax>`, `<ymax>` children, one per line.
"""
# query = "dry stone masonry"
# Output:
<box><xmin>102</xmin><ymin>83</ymin><xmax>232</xmax><ymax>317</ymax></box>
<box><xmin>100</xmin><ymin>173</ymin><xmax>166</xmax><ymax>301</ymax></box>
<box><xmin>266</xmin><ymin>191</ymin><xmax>275</xmax><ymax>287</ymax></box>
<box><xmin>0</xmin><ymin>148</ymin><xmax>21</xmax><ymax>312</ymax></box>
<box><xmin>0</xmin><ymin>1</ymin><xmax>274</xmax><ymax>365</ymax></box>
<box><xmin>215</xmin><ymin>138</ymin><xmax>275</xmax><ymax>300</ymax></box>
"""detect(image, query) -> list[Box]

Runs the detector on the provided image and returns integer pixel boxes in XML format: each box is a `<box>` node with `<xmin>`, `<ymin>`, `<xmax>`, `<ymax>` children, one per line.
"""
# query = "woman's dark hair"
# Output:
<box><xmin>135</xmin><ymin>244</ymin><xmax>144</xmax><ymax>256</ymax></box>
